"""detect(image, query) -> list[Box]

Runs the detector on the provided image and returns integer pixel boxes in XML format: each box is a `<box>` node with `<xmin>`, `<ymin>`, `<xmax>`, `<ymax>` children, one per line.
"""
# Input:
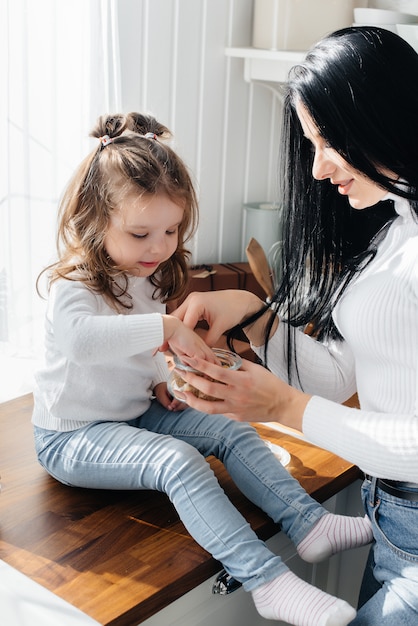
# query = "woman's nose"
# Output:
<box><xmin>312</xmin><ymin>149</ymin><xmax>336</xmax><ymax>181</ymax></box>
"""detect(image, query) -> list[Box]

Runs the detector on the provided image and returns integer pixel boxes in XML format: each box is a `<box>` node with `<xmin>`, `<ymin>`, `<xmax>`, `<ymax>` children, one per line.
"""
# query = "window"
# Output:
<box><xmin>0</xmin><ymin>0</ymin><xmax>120</xmax><ymax>400</ymax></box>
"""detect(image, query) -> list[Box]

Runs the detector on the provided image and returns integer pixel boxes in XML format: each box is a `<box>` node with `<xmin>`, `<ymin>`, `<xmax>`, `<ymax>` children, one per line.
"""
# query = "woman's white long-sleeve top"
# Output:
<box><xmin>32</xmin><ymin>276</ymin><xmax>169</xmax><ymax>432</ymax></box>
<box><xmin>253</xmin><ymin>195</ymin><xmax>418</xmax><ymax>482</ymax></box>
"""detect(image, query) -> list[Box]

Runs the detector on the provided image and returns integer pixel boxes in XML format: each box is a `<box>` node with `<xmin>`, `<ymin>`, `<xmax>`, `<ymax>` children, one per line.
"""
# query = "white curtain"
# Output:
<box><xmin>0</xmin><ymin>0</ymin><xmax>121</xmax><ymax>401</ymax></box>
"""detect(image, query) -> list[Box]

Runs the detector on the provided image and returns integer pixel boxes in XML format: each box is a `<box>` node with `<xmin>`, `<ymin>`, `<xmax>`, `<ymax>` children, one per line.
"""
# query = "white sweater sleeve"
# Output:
<box><xmin>252</xmin><ymin>321</ymin><xmax>357</xmax><ymax>403</ymax></box>
<box><xmin>304</xmin><ymin>396</ymin><xmax>418</xmax><ymax>482</ymax></box>
<box><xmin>51</xmin><ymin>279</ymin><xmax>164</xmax><ymax>364</ymax></box>
<box><xmin>253</xmin><ymin>321</ymin><xmax>418</xmax><ymax>482</ymax></box>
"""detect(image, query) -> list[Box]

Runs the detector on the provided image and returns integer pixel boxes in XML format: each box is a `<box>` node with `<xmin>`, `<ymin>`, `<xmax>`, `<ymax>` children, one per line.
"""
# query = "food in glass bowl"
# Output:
<box><xmin>168</xmin><ymin>348</ymin><xmax>242</xmax><ymax>402</ymax></box>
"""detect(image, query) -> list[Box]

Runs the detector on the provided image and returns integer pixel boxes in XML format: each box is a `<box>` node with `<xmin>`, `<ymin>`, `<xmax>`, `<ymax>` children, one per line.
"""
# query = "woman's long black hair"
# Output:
<box><xmin>230</xmin><ymin>27</ymin><xmax>418</xmax><ymax>384</ymax></box>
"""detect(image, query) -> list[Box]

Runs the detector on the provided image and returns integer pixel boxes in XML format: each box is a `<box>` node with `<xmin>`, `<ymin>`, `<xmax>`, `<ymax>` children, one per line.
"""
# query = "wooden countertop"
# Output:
<box><xmin>0</xmin><ymin>394</ymin><xmax>361</xmax><ymax>626</ymax></box>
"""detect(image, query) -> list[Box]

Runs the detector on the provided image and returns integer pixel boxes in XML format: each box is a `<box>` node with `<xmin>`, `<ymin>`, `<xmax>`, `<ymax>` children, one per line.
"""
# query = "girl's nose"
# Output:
<box><xmin>312</xmin><ymin>149</ymin><xmax>336</xmax><ymax>181</ymax></box>
<box><xmin>149</xmin><ymin>234</ymin><xmax>166</xmax><ymax>254</ymax></box>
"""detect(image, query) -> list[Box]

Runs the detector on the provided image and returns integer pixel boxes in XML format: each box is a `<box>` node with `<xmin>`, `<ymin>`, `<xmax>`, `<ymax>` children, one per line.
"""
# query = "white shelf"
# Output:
<box><xmin>225</xmin><ymin>46</ymin><xmax>306</xmax><ymax>83</ymax></box>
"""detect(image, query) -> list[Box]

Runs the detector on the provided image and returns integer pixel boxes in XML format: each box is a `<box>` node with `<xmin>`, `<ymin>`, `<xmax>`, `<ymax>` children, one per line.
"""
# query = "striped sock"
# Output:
<box><xmin>252</xmin><ymin>571</ymin><xmax>356</xmax><ymax>626</ymax></box>
<box><xmin>297</xmin><ymin>513</ymin><xmax>373</xmax><ymax>564</ymax></box>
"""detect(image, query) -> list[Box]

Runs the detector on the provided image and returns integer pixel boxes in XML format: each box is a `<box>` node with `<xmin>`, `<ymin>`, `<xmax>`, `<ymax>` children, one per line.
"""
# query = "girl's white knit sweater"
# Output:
<box><xmin>32</xmin><ymin>276</ymin><xmax>169</xmax><ymax>432</ymax></box>
<box><xmin>254</xmin><ymin>195</ymin><xmax>418</xmax><ymax>482</ymax></box>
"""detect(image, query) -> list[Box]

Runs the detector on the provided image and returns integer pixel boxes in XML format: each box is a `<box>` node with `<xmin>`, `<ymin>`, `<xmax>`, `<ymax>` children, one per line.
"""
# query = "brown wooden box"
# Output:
<box><xmin>167</xmin><ymin>262</ymin><xmax>266</xmax><ymax>312</ymax></box>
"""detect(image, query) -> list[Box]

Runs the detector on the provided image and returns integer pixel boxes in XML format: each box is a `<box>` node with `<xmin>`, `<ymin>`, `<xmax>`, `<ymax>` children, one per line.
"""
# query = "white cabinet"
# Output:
<box><xmin>141</xmin><ymin>480</ymin><xmax>368</xmax><ymax>626</ymax></box>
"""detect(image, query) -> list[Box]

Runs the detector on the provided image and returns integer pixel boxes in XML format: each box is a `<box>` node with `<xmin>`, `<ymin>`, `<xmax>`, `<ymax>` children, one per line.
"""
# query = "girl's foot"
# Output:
<box><xmin>297</xmin><ymin>513</ymin><xmax>373</xmax><ymax>563</ymax></box>
<box><xmin>252</xmin><ymin>570</ymin><xmax>356</xmax><ymax>626</ymax></box>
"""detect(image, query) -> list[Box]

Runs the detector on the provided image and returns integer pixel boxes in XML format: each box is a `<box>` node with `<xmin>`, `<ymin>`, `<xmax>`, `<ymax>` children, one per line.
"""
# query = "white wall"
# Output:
<box><xmin>116</xmin><ymin>0</ymin><xmax>282</xmax><ymax>264</ymax></box>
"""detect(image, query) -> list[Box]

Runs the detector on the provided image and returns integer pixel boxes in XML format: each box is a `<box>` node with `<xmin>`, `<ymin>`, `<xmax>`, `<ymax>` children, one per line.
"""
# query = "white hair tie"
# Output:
<box><xmin>100</xmin><ymin>135</ymin><xmax>113</xmax><ymax>147</ymax></box>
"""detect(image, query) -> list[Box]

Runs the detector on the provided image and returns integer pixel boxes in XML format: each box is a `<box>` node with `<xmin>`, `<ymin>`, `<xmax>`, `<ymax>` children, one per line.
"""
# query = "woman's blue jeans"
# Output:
<box><xmin>350</xmin><ymin>477</ymin><xmax>418</xmax><ymax>625</ymax></box>
<box><xmin>34</xmin><ymin>401</ymin><xmax>327</xmax><ymax>591</ymax></box>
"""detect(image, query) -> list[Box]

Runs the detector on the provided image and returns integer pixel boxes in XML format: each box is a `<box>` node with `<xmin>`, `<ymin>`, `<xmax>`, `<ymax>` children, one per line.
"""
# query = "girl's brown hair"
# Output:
<box><xmin>38</xmin><ymin>112</ymin><xmax>198</xmax><ymax>309</ymax></box>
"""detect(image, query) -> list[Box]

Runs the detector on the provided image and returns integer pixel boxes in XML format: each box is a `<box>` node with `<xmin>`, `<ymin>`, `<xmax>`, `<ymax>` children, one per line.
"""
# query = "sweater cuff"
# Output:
<box><xmin>127</xmin><ymin>312</ymin><xmax>164</xmax><ymax>353</ymax></box>
<box><xmin>303</xmin><ymin>395</ymin><xmax>350</xmax><ymax>452</ymax></box>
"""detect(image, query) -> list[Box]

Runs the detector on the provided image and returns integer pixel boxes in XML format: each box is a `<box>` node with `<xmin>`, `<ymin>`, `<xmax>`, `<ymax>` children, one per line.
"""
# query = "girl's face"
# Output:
<box><xmin>104</xmin><ymin>192</ymin><xmax>184</xmax><ymax>277</ymax></box>
<box><xmin>296</xmin><ymin>101</ymin><xmax>389</xmax><ymax>210</ymax></box>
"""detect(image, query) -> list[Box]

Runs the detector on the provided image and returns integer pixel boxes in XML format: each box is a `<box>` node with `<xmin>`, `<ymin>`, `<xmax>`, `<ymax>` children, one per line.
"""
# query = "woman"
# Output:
<box><xmin>172</xmin><ymin>27</ymin><xmax>418</xmax><ymax>625</ymax></box>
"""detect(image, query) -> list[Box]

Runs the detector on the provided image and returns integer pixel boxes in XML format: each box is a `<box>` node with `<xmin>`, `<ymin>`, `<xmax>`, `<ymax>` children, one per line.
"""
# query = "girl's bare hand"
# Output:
<box><xmin>154</xmin><ymin>382</ymin><xmax>189</xmax><ymax>411</ymax></box>
<box><xmin>160</xmin><ymin>315</ymin><xmax>219</xmax><ymax>363</ymax></box>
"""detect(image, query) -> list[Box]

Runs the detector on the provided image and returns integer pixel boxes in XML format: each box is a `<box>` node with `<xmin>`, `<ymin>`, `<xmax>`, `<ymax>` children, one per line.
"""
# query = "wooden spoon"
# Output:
<box><xmin>246</xmin><ymin>237</ymin><xmax>274</xmax><ymax>300</ymax></box>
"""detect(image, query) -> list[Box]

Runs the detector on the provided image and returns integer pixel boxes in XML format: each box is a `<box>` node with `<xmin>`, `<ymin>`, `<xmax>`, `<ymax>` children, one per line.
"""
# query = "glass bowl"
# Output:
<box><xmin>168</xmin><ymin>348</ymin><xmax>242</xmax><ymax>402</ymax></box>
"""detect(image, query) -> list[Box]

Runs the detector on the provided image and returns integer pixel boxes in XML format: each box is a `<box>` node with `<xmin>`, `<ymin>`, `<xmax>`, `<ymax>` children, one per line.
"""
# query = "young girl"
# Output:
<box><xmin>33</xmin><ymin>112</ymin><xmax>372</xmax><ymax>626</ymax></box>
<box><xmin>172</xmin><ymin>27</ymin><xmax>418</xmax><ymax>625</ymax></box>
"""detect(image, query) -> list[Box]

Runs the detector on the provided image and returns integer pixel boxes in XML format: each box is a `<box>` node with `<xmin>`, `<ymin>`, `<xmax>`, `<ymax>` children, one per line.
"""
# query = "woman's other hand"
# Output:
<box><xmin>172</xmin><ymin>356</ymin><xmax>310</xmax><ymax>429</ymax></box>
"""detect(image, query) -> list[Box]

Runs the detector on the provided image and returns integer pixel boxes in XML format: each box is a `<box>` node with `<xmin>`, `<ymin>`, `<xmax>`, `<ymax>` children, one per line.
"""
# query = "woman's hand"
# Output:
<box><xmin>172</xmin><ymin>356</ymin><xmax>311</xmax><ymax>429</ymax></box>
<box><xmin>173</xmin><ymin>290</ymin><xmax>272</xmax><ymax>346</ymax></box>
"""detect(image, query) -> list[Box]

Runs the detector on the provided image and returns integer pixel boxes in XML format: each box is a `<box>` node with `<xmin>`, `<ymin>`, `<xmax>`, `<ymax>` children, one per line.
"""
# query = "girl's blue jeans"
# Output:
<box><xmin>350</xmin><ymin>477</ymin><xmax>418</xmax><ymax>625</ymax></box>
<box><xmin>34</xmin><ymin>400</ymin><xmax>327</xmax><ymax>591</ymax></box>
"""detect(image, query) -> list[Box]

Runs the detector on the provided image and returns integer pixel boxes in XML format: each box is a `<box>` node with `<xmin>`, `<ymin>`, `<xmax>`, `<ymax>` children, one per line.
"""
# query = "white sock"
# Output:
<box><xmin>252</xmin><ymin>570</ymin><xmax>356</xmax><ymax>626</ymax></box>
<box><xmin>297</xmin><ymin>513</ymin><xmax>373</xmax><ymax>564</ymax></box>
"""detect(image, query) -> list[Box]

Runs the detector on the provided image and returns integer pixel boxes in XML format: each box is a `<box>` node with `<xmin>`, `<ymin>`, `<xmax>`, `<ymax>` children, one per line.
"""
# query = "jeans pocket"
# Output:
<box><xmin>372</xmin><ymin>492</ymin><xmax>418</xmax><ymax>561</ymax></box>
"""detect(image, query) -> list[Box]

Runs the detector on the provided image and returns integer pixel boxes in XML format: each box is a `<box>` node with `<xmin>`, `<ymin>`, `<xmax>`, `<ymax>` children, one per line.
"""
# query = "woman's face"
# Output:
<box><xmin>104</xmin><ymin>192</ymin><xmax>184</xmax><ymax>277</ymax></box>
<box><xmin>296</xmin><ymin>101</ymin><xmax>389</xmax><ymax>210</ymax></box>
